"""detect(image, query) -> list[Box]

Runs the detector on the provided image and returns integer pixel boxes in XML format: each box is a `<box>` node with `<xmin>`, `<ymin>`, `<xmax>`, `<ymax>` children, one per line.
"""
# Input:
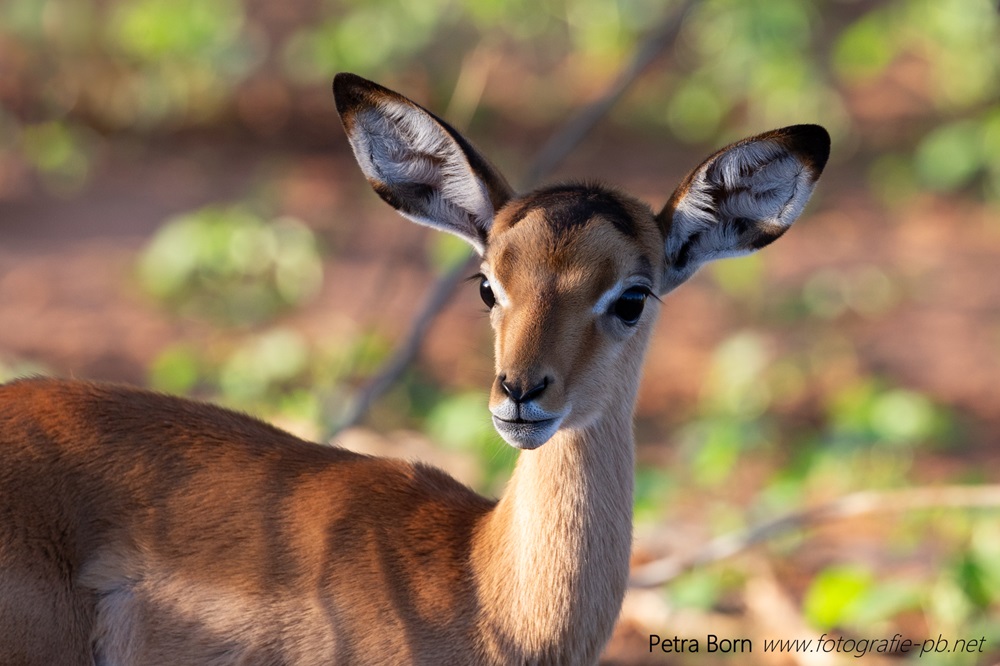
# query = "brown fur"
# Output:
<box><xmin>0</xmin><ymin>379</ymin><xmax>495</xmax><ymax>664</ymax></box>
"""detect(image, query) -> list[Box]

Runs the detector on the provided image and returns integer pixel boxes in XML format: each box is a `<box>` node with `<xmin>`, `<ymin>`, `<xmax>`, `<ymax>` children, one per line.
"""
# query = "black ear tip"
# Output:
<box><xmin>332</xmin><ymin>73</ymin><xmax>375</xmax><ymax>115</ymax></box>
<box><xmin>787</xmin><ymin>124</ymin><xmax>831</xmax><ymax>174</ymax></box>
<box><xmin>332</xmin><ymin>72</ymin><xmax>354</xmax><ymax>96</ymax></box>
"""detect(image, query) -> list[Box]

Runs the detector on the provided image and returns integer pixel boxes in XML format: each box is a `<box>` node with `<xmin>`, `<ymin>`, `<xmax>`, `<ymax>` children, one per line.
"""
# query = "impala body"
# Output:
<box><xmin>0</xmin><ymin>74</ymin><xmax>828</xmax><ymax>665</ymax></box>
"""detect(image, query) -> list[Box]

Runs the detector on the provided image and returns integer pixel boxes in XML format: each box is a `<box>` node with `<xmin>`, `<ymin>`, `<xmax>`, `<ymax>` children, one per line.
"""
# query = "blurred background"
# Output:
<box><xmin>1</xmin><ymin>0</ymin><xmax>999</xmax><ymax>663</ymax></box>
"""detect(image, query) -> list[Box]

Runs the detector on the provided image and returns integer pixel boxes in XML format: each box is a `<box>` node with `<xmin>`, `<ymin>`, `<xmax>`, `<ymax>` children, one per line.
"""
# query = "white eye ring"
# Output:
<box><xmin>592</xmin><ymin>279</ymin><xmax>654</xmax><ymax>317</ymax></box>
<box><xmin>478</xmin><ymin>269</ymin><xmax>509</xmax><ymax>308</ymax></box>
<box><xmin>478</xmin><ymin>275</ymin><xmax>496</xmax><ymax>308</ymax></box>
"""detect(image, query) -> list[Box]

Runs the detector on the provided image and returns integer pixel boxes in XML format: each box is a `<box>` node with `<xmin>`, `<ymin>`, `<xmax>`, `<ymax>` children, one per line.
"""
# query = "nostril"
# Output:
<box><xmin>522</xmin><ymin>377</ymin><xmax>548</xmax><ymax>402</ymax></box>
<box><xmin>500</xmin><ymin>376</ymin><xmax>549</xmax><ymax>404</ymax></box>
<box><xmin>500</xmin><ymin>379</ymin><xmax>514</xmax><ymax>399</ymax></box>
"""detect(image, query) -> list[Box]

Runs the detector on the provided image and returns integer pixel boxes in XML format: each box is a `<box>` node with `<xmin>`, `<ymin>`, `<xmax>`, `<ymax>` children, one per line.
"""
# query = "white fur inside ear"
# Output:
<box><xmin>661</xmin><ymin>137</ymin><xmax>821</xmax><ymax>294</ymax></box>
<box><xmin>712</xmin><ymin>142</ymin><xmax>812</xmax><ymax>231</ymax></box>
<box><xmin>350</xmin><ymin>101</ymin><xmax>495</xmax><ymax>252</ymax></box>
<box><xmin>668</xmin><ymin>140</ymin><xmax>813</xmax><ymax>261</ymax></box>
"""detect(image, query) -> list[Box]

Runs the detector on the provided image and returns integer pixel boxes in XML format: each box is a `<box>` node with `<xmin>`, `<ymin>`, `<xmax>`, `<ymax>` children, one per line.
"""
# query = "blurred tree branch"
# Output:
<box><xmin>329</xmin><ymin>0</ymin><xmax>697</xmax><ymax>437</ymax></box>
<box><xmin>518</xmin><ymin>0</ymin><xmax>696</xmax><ymax>189</ymax></box>
<box><xmin>629</xmin><ymin>484</ymin><xmax>1000</xmax><ymax>588</ymax></box>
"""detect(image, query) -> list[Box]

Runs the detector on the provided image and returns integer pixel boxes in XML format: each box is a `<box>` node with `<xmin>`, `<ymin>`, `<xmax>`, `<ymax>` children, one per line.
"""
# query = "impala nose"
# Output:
<box><xmin>498</xmin><ymin>375</ymin><xmax>550</xmax><ymax>404</ymax></box>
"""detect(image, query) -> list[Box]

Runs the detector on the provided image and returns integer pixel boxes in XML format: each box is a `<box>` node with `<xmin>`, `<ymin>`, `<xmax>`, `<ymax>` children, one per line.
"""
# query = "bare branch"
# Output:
<box><xmin>331</xmin><ymin>253</ymin><xmax>478</xmax><ymax>434</ymax></box>
<box><xmin>520</xmin><ymin>0</ymin><xmax>697</xmax><ymax>189</ymax></box>
<box><xmin>328</xmin><ymin>0</ymin><xmax>697</xmax><ymax>437</ymax></box>
<box><xmin>629</xmin><ymin>484</ymin><xmax>1000</xmax><ymax>589</ymax></box>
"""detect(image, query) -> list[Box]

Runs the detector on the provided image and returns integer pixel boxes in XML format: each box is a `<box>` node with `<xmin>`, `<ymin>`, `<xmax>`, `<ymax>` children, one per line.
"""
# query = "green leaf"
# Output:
<box><xmin>667</xmin><ymin>79</ymin><xmax>726</xmax><ymax>143</ymax></box>
<box><xmin>428</xmin><ymin>232</ymin><xmax>472</xmax><ymax>275</ymax></box>
<box><xmin>19</xmin><ymin>121</ymin><xmax>92</xmax><ymax>191</ymax></box>
<box><xmin>702</xmin><ymin>332</ymin><xmax>771</xmax><ymax>417</ymax></box>
<box><xmin>634</xmin><ymin>466</ymin><xmax>675</xmax><ymax>524</ymax></box>
<box><xmin>833</xmin><ymin>13</ymin><xmax>897</xmax><ymax>81</ymax></box>
<box><xmin>851</xmin><ymin>580</ymin><xmax>923</xmax><ymax>625</ymax></box>
<box><xmin>138</xmin><ymin>206</ymin><xmax>322</xmax><ymax>326</ymax></box>
<box><xmin>709</xmin><ymin>253</ymin><xmax>763</xmax><ymax>299</ymax></box>
<box><xmin>804</xmin><ymin>565</ymin><xmax>875</xmax><ymax>630</ymax></box>
<box><xmin>916</xmin><ymin>121</ymin><xmax>984</xmax><ymax>192</ymax></box>
<box><xmin>868</xmin><ymin>389</ymin><xmax>937</xmax><ymax>443</ymax></box>
<box><xmin>110</xmin><ymin>0</ymin><xmax>244</xmax><ymax>62</ymax></box>
<box><xmin>425</xmin><ymin>392</ymin><xmax>492</xmax><ymax>452</ymax></box>
<box><xmin>669</xmin><ymin>570</ymin><xmax>722</xmax><ymax>611</ymax></box>
<box><xmin>148</xmin><ymin>344</ymin><xmax>201</xmax><ymax>395</ymax></box>
<box><xmin>218</xmin><ymin>329</ymin><xmax>309</xmax><ymax>402</ymax></box>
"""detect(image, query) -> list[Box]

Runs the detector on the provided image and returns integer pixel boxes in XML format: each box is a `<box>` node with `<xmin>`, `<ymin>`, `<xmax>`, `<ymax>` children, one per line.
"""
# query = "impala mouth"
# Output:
<box><xmin>491</xmin><ymin>415</ymin><xmax>562</xmax><ymax>450</ymax></box>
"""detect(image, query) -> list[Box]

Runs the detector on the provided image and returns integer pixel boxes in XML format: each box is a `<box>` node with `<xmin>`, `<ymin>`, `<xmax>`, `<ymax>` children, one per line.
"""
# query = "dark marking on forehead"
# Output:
<box><xmin>494</xmin><ymin>245</ymin><xmax>520</xmax><ymax>279</ymax></box>
<box><xmin>634</xmin><ymin>255</ymin><xmax>654</xmax><ymax>282</ymax></box>
<box><xmin>506</xmin><ymin>184</ymin><xmax>639</xmax><ymax>239</ymax></box>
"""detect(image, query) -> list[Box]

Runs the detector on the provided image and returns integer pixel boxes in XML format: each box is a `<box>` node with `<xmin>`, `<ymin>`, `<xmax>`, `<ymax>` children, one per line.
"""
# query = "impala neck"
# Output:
<box><xmin>471</xmin><ymin>390</ymin><xmax>638</xmax><ymax>662</ymax></box>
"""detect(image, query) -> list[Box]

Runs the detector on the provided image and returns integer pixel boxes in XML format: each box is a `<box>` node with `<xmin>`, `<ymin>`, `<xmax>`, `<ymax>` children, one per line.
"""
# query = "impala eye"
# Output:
<box><xmin>479</xmin><ymin>276</ymin><xmax>496</xmax><ymax>309</ymax></box>
<box><xmin>611</xmin><ymin>286</ymin><xmax>649</xmax><ymax>325</ymax></box>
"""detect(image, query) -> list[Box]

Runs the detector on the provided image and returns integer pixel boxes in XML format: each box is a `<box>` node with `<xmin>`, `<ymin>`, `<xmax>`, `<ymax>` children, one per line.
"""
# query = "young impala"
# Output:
<box><xmin>0</xmin><ymin>73</ymin><xmax>828</xmax><ymax>665</ymax></box>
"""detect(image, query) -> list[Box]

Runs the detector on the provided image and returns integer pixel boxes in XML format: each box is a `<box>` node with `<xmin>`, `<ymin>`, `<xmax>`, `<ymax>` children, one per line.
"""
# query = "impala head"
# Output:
<box><xmin>334</xmin><ymin>73</ymin><xmax>829</xmax><ymax>450</ymax></box>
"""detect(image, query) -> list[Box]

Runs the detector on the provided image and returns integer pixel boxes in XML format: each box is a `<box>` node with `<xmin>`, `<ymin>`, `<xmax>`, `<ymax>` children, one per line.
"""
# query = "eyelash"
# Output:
<box><xmin>470</xmin><ymin>273</ymin><xmax>496</xmax><ymax>309</ymax></box>
<box><xmin>609</xmin><ymin>286</ymin><xmax>652</xmax><ymax>326</ymax></box>
<box><xmin>470</xmin><ymin>274</ymin><xmax>659</xmax><ymax>325</ymax></box>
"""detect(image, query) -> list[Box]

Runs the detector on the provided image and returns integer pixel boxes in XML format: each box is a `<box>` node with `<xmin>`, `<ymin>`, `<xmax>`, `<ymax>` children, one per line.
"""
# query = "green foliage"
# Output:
<box><xmin>283</xmin><ymin>2</ymin><xmax>443</xmax><ymax>82</ymax></box>
<box><xmin>2</xmin><ymin>0</ymin><xmax>998</xmax><ymax>202</ymax></box>
<box><xmin>917</xmin><ymin>120</ymin><xmax>990</xmax><ymax>192</ymax></box>
<box><xmin>670</xmin><ymin>332</ymin><xmax>774</xmax><ymax>487</ymax></box>
<box><xmin>146</xmin><ymin>326</ymin><xmax>396</xmax><ymax>439</ymax></box>
<box><xmin>910</xmin><ymin>0</ymin><xmax>1000</xmax><ymax>110</ymax></box>
<box><xmin>110</xmin><ymin>0</ymin><xmax>245</xmax><ymax>63</ymax></box>
<box><xmin>832</xmin><ymin>12</ymin><xmax>897</xmax><ymax>82</ymax></box>
<box><xmin>148</xmin><ymin>343</ymin><xmax>201</xmax><ymax>395</ymax></box>
<box><xmin>702</xmin><ymin>332</ymin><xmax>771</xmax><ymax>418</ymax></box>
<box><xmin>681</xmin><ymin>418</ymin><xmax>763</xmax><ymax>488</ymax></box>
<box><xmin>425</xmin><ymin>391</ymin><xmax>514</xmax><ymax>489</ymax></box>
<box><xmin>708</xmin><ymin>254</ymin><xmax>764</xmax><ymax>300</ymax></box>
<box><xmin>944</xmin><ymin>520</ymin><xmax>1000</xmax><ymax>615</ymax></box>
<box><xmin>428</xmin><ymin>232</ymin><xmax>473</xmax><ymax>275</ymax></box>
<box><xmin>425</xmin><ymin>391</ymin><xmax>492</xmax><ymax>451</ymax></box>
<box><xmin>668</xmin><ymin>569</ymin><xmax>724</xmax><ymax>612</ymax></box>
<box><xmin>19</xmin><ymin>121</ymin><xmax>93</xmax><ymax>193</ymax></box>
<box><xmin>805</xmin><ymin>565</ymin><xmax>927</xmax><ymax>633</ymax></box>
<box><xmin>138</xmin><ymin>206</ymin><xmax>323</xmax><ymax>326</ymax></box>
<box><xmin>218</xmin><ymin>328</ymin><xmax>310</xmax><ymax>402</ymax></box>
<box><xmin>915</xmin><ymin>112</ymin><xmax>1000</xmax><ymax>196</ymax></box>
<box><xmin>920</xmin><ymin>520</ymin><xmax>1000</xmax><ymax>640</ymax></box>
<box><xmin>677</xmin><ymin>0</ymin><xmax>847</xmax><ymax>139</ymax></box>
<box><xmin>828</xmin><ymin>380</ymin><xmax>947</xmax><ymax>448</ymax></box>
<box><xmin>848</xmin><ymin>579</ymin><xmax>924</xmax><ymax>627</ymax></box>
<box><xmin>804</xmin><ymin>565</ymin><xmax>875</xmax><ymax>629</ymax></box>
<box><xmin>666</xmin><ymin>78</ymin><xmax>726</xmax><ymax>143</ymax></box>
<box><xmin>634</xmin><ymin>465</ymin><xmax>676</xmax><ymax>524</ymax></box>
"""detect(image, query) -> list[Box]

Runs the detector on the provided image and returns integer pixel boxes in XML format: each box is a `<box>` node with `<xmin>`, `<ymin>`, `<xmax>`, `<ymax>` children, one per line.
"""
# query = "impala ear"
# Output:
<box><xmin>333</xmin><ymin>73</ymin><xmax>514</xmax><ymax>255</ymax></box>
<box><xmin>656</xmin><ymin>125</ymin><xmax>830</xmax><ymax>294</ymax></box>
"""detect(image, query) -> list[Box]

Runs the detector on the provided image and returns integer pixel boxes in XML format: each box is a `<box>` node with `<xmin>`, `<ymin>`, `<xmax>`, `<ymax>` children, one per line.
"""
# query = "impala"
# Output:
<box><xmin>0</xmin><ymin>73</ymin><xmax>829</xmax><ymax>665</ymax></box>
